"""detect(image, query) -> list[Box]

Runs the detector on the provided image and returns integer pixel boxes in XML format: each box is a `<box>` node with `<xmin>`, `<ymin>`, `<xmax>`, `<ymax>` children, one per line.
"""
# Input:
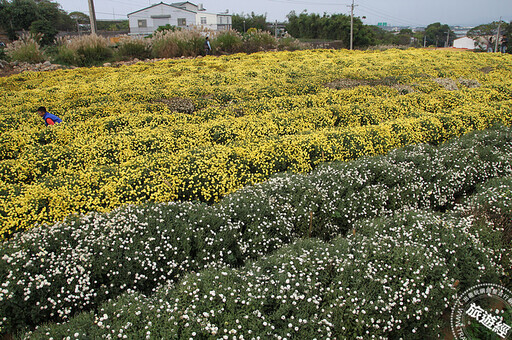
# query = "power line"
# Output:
<box><xmin>356</xmin><ymin>0</ymin><xmax>426</xmax><ymax>27</ymax></box>
<box><xmin>268</xmin><ymin>0</ymin><xmax>349</xmax><ymax>6</ymax></box>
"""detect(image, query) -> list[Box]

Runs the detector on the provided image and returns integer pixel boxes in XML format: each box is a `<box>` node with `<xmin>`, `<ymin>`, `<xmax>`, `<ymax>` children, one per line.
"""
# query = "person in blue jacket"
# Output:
<box><xmin>37</xmin><ymin>106</ymin><xmax>62</xmax><ymax>126</ymax></box>
<box><xmin>204</xmin><ymin>36</ymin><xmax>211</xmax><ymax>55</ymax></box>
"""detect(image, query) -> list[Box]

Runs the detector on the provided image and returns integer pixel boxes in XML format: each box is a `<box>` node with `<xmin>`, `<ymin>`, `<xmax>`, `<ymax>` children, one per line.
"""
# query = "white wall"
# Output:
<box><xmin>453</xmin><ymin>37</ymin><xmax>476</xmax><ymax>50</ymax></box>
<box><xmin>128</xmin><ymin>4</ymin><xmax>196</xmax><ymax>35</ymax></box>
<box><xmin>216</xmin><ymin>15</ymin><xmax>232</xmax><ymax>31</ymax></box>
<box><xmin>195</xmin><ymin>12</ymin><xmax>218</xmax><ymax>30</ymax></box>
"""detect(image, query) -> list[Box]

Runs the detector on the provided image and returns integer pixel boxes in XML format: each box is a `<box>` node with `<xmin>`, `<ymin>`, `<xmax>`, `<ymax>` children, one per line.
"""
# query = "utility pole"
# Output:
<box><xmin>88</xmin><ymin>0</ymin><xmax>97</xmax><ymax>34</ymax></box>
<box><xmin>495</xmin><ymin>17</ymin><xmax>502</xmax><ymax>53</ymax></box>
<box><xmin>445</xmin><ymin>29</ymin><xmax>450</xmax><ymax>47</ymax></box>
<box><xmin>348</xmin><ymin>0</ymin><xmax>357</xmax><ymax>50</ymax></box>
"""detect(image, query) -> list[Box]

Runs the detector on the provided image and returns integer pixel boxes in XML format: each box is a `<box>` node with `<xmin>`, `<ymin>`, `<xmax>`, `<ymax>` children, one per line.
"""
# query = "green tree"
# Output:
<box><xmin>468</xmin><ymin>21</ymin><xmax>510</xmax><ymax>52</ymax></box>
<box><xmin>368</xmin><ymin>26</ymin><xmax>395</xmax><ymax>45</ymax></box>
<box><xmin>285</xmin><ymin>11</ymin><xmax>373</xmax><ymax>48</ymax></box>
<box><xmin>97</xmin><ymin>20</ymin><xmax>129</xmax><ymax>31</ymax></box>
<box><xmin>503</xmin><ymin>21</ymin><xmax>511</xmax><ymax>53</ymax></box>
<box><xmin>232</xmin><ymin>12</ymin><xmax>267</xmax><ymax>33</ymax></box>
<box><xmin>0</xmin><ymin>0</ymin><xmax>74</xmax><ymax>42</ymax></box>
<box><xmin>30</xmin><ymin>19</ymin><xmax>57</xmax><ymax>45</ymax></box>
<box><xmin>69</xmin><ymin>11</ymin><xmax>89</xmax><ymax>24</ymax></box>
<box><xmin>467</xmin><ymin>22</ymin><xmax>503</xmax><ymax>38</ymax></box>
<box><xmin>394</xmin><ymin>28</ymin><xmax>414</xmax><ymax>46</ymax></box>
<box><xmin>424</xmin><ymin>22</ymin><xmax>455</xmax><ymax>47</ymax></box>
<box><xmin>1</xmin><ymin>0</ymin><xmax>38</xmax><ymax>40</ymax></box>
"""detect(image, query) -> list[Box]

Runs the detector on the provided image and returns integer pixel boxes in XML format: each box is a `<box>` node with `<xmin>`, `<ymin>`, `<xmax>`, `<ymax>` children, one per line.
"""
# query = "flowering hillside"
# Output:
<box><xmin>1</xmin><ymin>49</ymin><xmax>511</xmax><ymax>236</ymax></box>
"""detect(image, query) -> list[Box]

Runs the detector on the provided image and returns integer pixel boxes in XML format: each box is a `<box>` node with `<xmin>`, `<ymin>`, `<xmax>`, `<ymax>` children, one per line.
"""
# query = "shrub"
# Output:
<box><xmin>50</xmin><ymin>37</ymin><xmax>78</xmax><ymax>65</ymax></box>
<box><xmin>155</xmin><ymin>24</ymin><xmax>181</xmax><ymax>33</ymax></box>
<box><xmin>24</xmin><ymin>206</ymin><xmax>506</xmax><ymax>339</ymax></box>
<box><xmin>52</xmin><ymin>44</ymin><xmax>78</xmax><ymax>65</ymax></box>
<box><xmin>4</xmin><ymin>33</ymin><xmax>47</xmax><ymax>63</ymax></box>
<box><xmin>65</xmin><ymin>34</ymin><xmax>114</xmax><ymax>67</ymax></box>
<box><xmin>277</xmin><ymin>34</ymin><xmax>310</xmax><ymax>51</ymax></box>
<box><xmin>243</xmin><ymin>29</ymin><xmax>277</xmax><ymax>53</ymax></box>
<box><xmin>29</xmin><ymin>19</ymin><xmax>58</xmax><ymax>46</ymax></box>
<box><xmin>150</xmin><ymin>30</ymin><xmax>204</xmax><ymax>58</ymax></box>
<box><xmin>115</xmin><ymin>36</ymin><xmax>151</xmax><ymax>60</ymax></box>
<box><xmin>213</xmin><ymin>30</ymin><xmax>243</xmax><ymax>54</ymax></box>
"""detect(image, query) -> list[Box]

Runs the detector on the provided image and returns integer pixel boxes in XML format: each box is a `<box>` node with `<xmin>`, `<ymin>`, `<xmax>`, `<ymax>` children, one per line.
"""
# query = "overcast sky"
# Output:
<box><xmin>56</xmin><ymin>0</ymin><xmax>511</xmax><ymax>27</ymax></box>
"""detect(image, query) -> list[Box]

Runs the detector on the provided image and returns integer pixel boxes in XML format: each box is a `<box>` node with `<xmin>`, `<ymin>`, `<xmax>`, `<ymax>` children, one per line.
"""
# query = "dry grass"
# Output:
<box><xmin>5</xmin><ymin>33</ymin><xmax>47</xmax><ymax>63</ymax></box>
<box><xmin>66</xmin><ymin>34</ymin><xmax>111</xmax><ymax>51</ymax></box>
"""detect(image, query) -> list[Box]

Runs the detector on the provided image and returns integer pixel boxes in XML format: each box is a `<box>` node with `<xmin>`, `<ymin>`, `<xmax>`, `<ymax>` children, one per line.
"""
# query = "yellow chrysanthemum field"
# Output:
<box><xmin>1</xmin><ymin>48</ymin><xmax>511</xmax><ymax>237</ymax></box>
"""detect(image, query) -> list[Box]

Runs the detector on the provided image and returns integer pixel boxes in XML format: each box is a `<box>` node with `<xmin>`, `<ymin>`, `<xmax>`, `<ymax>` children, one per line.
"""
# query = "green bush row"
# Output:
<box><xmin>23</xmin><ymin>178</ymin><xmax>511</xmax><ymax>339</ymax></box>
<box><xmin>1</xmin><ymin>125</ymin><xmax>512</xmax><ymax>335</ymax></box>
<box><xmin>4</xmin><ymin>30</ymin><xmax>308</xmax><ymax>66</ymax></box>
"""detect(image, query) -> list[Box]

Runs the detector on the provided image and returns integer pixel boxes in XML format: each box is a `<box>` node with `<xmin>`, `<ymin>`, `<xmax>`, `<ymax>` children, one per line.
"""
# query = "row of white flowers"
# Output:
<box><xmin>26</xmin><ymin>178</ymin><xmax>510</xmax><ymax>338</ymax></box>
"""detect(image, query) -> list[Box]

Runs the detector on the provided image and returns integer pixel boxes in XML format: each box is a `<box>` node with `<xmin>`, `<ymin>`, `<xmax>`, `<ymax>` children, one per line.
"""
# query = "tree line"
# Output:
<box><xmin>230</xmin><ymin>11</ymin><xmax>510</xmax><ymax>50</ymax></box>
<box><xmin>0</xmin><ymin>0</ymin><xmax>510</xmax><ymax>51</ymax></box>
<box><xmin>0</xmin><ymin>0</ymin><xmax>127</xmax><ymax>45</ymax></box>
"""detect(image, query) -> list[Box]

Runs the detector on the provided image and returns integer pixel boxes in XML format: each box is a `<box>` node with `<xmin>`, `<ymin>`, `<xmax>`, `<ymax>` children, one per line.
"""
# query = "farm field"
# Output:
<box><xmin>1</xmin><ymin>48</ymin><xmax>511</xmax><ymax>237</ymax></box>
<box><xmin>3</xmin><ymin>125</ymin><xmax>512</xmax><ymax>338</ymax></box>
<box><xmin>0</xmin><ymin>48</ymin><xmax>512</xmax><ymax>338</ymax></box>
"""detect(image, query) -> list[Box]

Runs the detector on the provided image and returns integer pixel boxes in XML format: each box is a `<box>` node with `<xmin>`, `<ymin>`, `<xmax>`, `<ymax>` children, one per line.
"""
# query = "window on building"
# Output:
<box><xmin>201</xmin><ymin>17</ymin><xmax>207</xmax><ymax>25</ymax></box>
<box><xmin>138</xmin><ymin>19</ymin><xmax>147</xmax><ymax>28</ymax></box>
<box><xmin>178</xmin><ymin>18</ymin><xmax>186</xmax><ymax>26</ymax></box>
<box><xmin>219</xmin><ymin>17</ymin><xmax>223</xmax><ymax>24</ymax></box>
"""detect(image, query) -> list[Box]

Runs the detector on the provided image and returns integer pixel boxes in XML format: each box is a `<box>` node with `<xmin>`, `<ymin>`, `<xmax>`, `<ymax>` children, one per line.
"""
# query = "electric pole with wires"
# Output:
<box><xmin>88</xmin><ymin>0</ymin><xmax>97</xmax><ymax>34</ymax></box>
<box><xmin>495</xmin><ymin>17</ymin><xmax>502</xmax><ymax>53</ymax></box>
<box><xmin>348</xmin><ymin>0</ymin><xmax>358</xmax><ymax>50</ymax></box>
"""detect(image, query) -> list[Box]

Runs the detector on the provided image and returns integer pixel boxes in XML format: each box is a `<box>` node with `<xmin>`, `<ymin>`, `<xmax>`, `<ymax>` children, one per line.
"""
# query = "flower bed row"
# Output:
<box><xmin>23</xmin><ymin>176</ymin><xmax>511</xmax><ymax>339</ymax></box>
<box><xmin>1</xmin><ymin>49</ymin><xmax>512</xmax><ymax>236</ymax></box>
<box><xmin>1</xmin><ymin>125</ymin><xmax>512</xmax><ymax>335</ymax></box>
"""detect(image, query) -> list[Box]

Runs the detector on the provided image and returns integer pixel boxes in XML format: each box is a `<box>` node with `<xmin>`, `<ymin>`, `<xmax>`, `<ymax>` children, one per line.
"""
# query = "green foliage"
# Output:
<box><xmin>285</xmin><ymin>11</ymin><xmax>373</xmax><ymax>48</ymax></box>
<box><xmin>232</xmin><ymin>12</ymin><xmax>267</xmax><ymax>33</ymax></box>
<box><xmin>212</xmin><ymin>30</ymin><xmax>243</xmax><ymax>54</ymax></box>
<box><xmin>115</xmin><ymin>37</ymin><xmax>150</xmax><ymax>60</ymax></box>
<box><xmin>75</xmin><ymin>43</ymin><xmax>113</xmax><ymax>66</ymax></box>
<box><xmin>25</xmin><ymin>204</ymin><xmax>506</xmax><ymax>339</ymax></box>
<box><xmin>2</xmin><ymin>125</ymin><xmax>512</xmax><ymax>335</ymax></box>
<box><xmin>69</xmin><ymin>11</ymin><xmax>89</xmax><ymax>27</ymax></box>
<box><xmin>64</xmin><ymin>34</ymin><xmax>113</xmax><ymax>66</ymax></box>
<box><xmin>1</xmin><ymin>0</ymin><xmax>38</xmax><ymax>36</ymax></box>
<box><xmin>52</xmin><ymin>44</ymin><xmax>78</xmax><ymax>65</ymax></box>
<box><xmin>29</xmin><ymin>19</ymin><xmax>58</xmax><ymax>46</ymax></box>
<box><xmin>96</xmin><ymin>20</ymin><xmax>128</xmax><ymax>31</ymax></box>
<box><xmin>150</xmin><ymin>30</ymin><xmax>204</xmax><ymax>58</ymax></box>
<box><xmin>277</xmin><ymin>35</ymin><xmax>308</xmax><ymax>51</ymax></box>
<box><xmin>4</xmin><ymin>33</ymin><xmax>46</xmax><ymax>63</ymax></box>
<box><xmin>424</xmin><ymin>22</ymin><xmax>457</xmax><ymax>47</ymax></box>
<box><xmin>243</xmin><ymin>29</ymin><xmax>277</xmax><ymax>53</ymax></box>
<box><xmin>468</xmin><ymin>21</ymin><xmax>509</xmax><ymax>38</ymax></box>
<box><xmin>155</xmin><ymin>24</ymin><xmax>180</xmax><ymax>33</ymax></box>
<box><xmin>0</xmin><ymin>0</ymin><xmax>74</xmax><ymax>40</ymax></box>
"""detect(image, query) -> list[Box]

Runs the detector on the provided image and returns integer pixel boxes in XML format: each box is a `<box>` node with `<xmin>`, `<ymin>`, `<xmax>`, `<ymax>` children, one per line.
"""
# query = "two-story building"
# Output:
<box><xmin>127</xmin><ymin>2</ymin><xmax>232</xmax><ymax>35</ymax></box>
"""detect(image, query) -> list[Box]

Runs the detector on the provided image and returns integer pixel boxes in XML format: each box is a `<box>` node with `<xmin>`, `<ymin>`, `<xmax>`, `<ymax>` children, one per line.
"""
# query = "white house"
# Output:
<box><xmin>128</xmin><ymin>2</ymin><xmax>232</xmax><ymax>35</ymax></box>
<box><xmin>453</xmin><ymin>37</ymin><xmax>477</xmax><ymax>50</ymax></box>
<box><xmin>128</xmin><ymin>3</ymin><xmax>196</xmax><ymax>35</ymax></box>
